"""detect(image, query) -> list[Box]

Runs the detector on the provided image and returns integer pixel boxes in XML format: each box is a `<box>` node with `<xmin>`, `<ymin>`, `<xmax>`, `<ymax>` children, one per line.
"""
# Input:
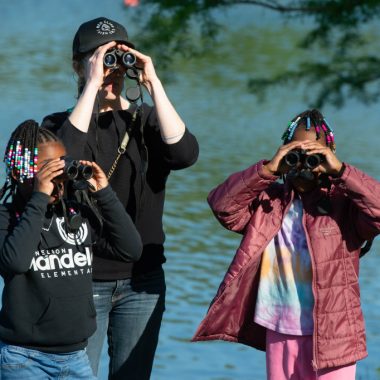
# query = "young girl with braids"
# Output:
<box><xmin>193</xmin><ymin>109</ymin><xmax>380</xmax><ymax>380</ymax></box>
<box><xmin>0</xmin><ymin>120</ymin><xmax>142</xmax><ymax>379</ymax></box>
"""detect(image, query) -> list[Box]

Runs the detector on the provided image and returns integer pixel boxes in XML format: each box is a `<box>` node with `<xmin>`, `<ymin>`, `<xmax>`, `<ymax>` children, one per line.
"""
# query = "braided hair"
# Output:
<box><xmin>281</xmin><ymin>109</ymin><xmax>336</xmax><ymax>152</ymax></box>
<box><xmin>0</xmin><ymin>119</ymin><xmax>61</xmax><ymax>202</ymax></box>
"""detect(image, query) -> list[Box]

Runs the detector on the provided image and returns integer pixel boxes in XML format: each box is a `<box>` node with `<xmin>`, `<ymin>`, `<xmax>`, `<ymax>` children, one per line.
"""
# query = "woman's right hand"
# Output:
<box><xmin>263</xmin><ymin>141</ymin><xmax>304</xmax><ymax>176</ymax></box>
<box><xmin>69</xmin><ymin>41</ymin><xmax>117</xmax><ymax>133</ymax></box>
<box><xmin>84</xmin><ymin>41</ymin><xmax>117</xmax><ymax>89</ymax></box>
<box><xmin>34</xmin><ymin>158</ymin><xmax>65</xmax><ymax>196</ymax></box>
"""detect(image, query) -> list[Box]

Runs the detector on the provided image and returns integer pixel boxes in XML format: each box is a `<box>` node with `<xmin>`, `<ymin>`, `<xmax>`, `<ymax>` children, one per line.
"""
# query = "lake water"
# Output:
<box><xmin>1</xmin><ymin>1</ymin><xmax>380</xmax><ymax>379</ymax></box>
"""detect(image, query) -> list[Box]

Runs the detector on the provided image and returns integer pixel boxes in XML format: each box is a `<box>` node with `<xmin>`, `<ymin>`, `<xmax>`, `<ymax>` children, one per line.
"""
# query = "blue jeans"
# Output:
<box><xmin>0</xmin><ymin>343</ymin><xmax>95</xmax><ymax>379</ymax></box>
<box><xmin>87</xmin><ymin>267</ymin><xmax>166</xmax><ymax>380</ymax></box>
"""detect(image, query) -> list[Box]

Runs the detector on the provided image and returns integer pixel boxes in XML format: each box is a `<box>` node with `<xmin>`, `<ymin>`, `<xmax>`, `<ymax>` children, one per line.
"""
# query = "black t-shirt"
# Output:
<box><xmin>42</xmin><ymin>104</ymin><xmax>199</xmax><ymax>278</ymax></box>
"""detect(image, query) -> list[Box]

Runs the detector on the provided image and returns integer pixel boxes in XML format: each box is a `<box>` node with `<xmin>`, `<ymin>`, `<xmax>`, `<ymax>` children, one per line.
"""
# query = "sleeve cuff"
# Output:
<box><xmin>91</xmin><ymin>185</ymin><xmax>115</xmax><ymax>204</ymax></box>
<box><xmin>330</xmin><ymin>162</ymin><xmax>349</xmax><ymax>184</ymax></box>
<box><xmin>29</xmin><ymin>191</ymin><xmax>50</xmax><ymax>211</ymax></box>
<box><xmin>31</xmin><ymin>191</ymin><xmax>50</xmax><ymax>203</ymax></box>
<box><xmin>257</xmin><ymin>160</ymin><xmax>281</xmax><ymax>181</ymax></box>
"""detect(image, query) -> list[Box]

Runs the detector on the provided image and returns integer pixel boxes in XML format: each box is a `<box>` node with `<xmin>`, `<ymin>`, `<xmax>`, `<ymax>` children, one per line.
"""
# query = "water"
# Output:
<box><xmin>1</xmin><ymin>1</ymin><xmax>380</xmax><ymax>379</ymax></box>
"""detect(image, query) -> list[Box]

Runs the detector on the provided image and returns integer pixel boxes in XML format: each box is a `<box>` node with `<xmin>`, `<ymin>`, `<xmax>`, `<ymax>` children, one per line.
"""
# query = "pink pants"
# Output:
<box><xmin>266</xmin><ymin>329</ymin><xmax>356</xmax><ymax>380</ymax></box>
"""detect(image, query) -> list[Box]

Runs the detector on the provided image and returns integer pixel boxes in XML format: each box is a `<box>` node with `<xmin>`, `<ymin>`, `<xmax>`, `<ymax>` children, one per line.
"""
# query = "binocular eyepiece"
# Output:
<box><xmin>57</xmin><ymin>158</ymin><xmax>93</xmax><ymax>181</ymax></box>
<box><xmin>283</xmin><ymin>150</ymin><xmax>324</xmax><ymax>170</ymax></box>
<box><xmin>103</xmin><ymin>49</ymin><xmax>136</xmax><ymax>69</ymax></box>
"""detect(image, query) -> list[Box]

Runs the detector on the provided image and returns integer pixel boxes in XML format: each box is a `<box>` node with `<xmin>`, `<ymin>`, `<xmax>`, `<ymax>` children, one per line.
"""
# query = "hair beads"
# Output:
<box><xmin>281</xmin><ymin>117</ymin><xmax>301</xmax><ymax>142</ymax></box>
<box><xmin>2</xmin><ymin>120</ymin><xmax>60</xmax><ymax>183</ymax></box>
<box><xmin>306</xmin><ymin>117</ymin><xmax>311</xmax><ymax>131</ymax></box>
<box><xmin>4</xmin><ymin>141</ymin><xmax>38</xmax><ymax>182</ymax></box>
<box><xmin>281</xmin><ymin>109</ymin><xmax>336</xmax><ymax>151</ymax></box>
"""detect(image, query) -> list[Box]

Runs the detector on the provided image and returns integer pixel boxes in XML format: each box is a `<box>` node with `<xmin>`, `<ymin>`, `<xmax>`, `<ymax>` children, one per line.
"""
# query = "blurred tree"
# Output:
<box><xmin>131</xmin><ymin>0</ymin><xmax>380</xmax><ymax>107</ymax></box>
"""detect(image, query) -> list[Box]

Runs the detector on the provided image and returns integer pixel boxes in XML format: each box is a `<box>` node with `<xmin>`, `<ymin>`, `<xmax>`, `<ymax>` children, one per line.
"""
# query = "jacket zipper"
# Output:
<box><xmin>301</xmin><ymin>203</ymin><xmax>318</xmax><ymax>371</ymax></box>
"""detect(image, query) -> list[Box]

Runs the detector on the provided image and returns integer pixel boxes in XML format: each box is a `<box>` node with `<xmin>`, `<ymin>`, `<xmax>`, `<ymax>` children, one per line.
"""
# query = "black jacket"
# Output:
<box><xmin>0</xmin><ymin>186</ymin><xmax>142</xmax><ymax>353</ymax></box>
<box><xmin>42</xmin><ymin>104</ymin><xmax>199</xmax><ymax>278</ymax></box>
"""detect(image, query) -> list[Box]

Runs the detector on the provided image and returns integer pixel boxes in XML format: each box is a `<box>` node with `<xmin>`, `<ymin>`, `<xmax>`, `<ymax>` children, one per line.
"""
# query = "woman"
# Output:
<box><xmin>42</xmin><ymin>17</ymin><xmax>199</xmax><ymax>380</ymax></box>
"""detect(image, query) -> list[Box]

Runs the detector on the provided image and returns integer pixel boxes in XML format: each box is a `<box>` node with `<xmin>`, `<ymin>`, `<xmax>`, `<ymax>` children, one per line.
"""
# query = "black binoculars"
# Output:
<box><xmin>59</xmin><ymin>158</ymin><xmax>93</xmax><ymax>181</ymax></box>
<box><xmin>283</xmin><ymin>150</ymin><xmax>324</xmax><ymax>170</ymax></box>
<box><xmin>103</xmin><ymin>49</ymin><xmax>136</xmax><ymax>68</ymax></box>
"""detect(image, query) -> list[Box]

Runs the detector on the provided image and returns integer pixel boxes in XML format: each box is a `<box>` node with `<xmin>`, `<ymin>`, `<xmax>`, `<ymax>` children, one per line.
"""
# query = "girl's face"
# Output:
<box><xmin>17</xmin><ymin>141</ymin><xmax>66</xmax><ymax>204</ymax></box>
<box><xmin>289</xmin><ymin>127</ymin><xmax>327</xmax><ymax>193</ymax></box>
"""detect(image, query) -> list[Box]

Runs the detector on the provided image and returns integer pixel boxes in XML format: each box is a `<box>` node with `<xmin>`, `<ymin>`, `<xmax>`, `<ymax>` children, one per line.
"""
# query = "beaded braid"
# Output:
<box><xmin>281</xmin><ymin>109</ymin><xmax>336</xmax><ymax>152</ymax></box>
<box><xmin>0</xmin><ymin>120</ymin><xmax>60</xmax><ymax>201</ymax></box>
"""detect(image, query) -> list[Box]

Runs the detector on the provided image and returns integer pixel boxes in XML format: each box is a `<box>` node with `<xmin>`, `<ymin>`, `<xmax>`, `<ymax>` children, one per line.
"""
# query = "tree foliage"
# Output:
<box><xmin>131</xmin><ymin>0</ymin><xmax>380</xmax><ymax>107</ymax></box>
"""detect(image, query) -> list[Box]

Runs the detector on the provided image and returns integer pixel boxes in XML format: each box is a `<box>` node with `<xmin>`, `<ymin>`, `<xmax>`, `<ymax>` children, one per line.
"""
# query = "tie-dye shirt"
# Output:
<box><xmin>254</xmin><ymin>198</ymin><xmax>314</xmax><ymax>335</ymax></box>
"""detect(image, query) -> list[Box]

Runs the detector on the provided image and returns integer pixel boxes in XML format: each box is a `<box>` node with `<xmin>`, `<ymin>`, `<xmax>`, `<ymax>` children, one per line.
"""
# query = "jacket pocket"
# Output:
<box><xmin>32</xmin><ymin>294</ymin><xmax>96</xmax><ymax>346</ymax></box>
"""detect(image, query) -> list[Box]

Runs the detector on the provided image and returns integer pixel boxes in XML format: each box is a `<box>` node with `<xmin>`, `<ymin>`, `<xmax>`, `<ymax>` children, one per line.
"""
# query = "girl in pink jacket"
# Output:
<box><xmin>193</xmin><ymin>109</ymin><xmax>380</xmax><ymax>380</ymax></box>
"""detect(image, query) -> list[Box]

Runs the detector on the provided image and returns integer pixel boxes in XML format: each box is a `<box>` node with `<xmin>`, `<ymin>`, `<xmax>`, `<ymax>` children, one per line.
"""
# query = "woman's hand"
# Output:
<box><xmin>117</xmin><ymin>44</ymin><xmax>159</xmax><ymax>94</ymax></box>
<box><xmin>80</xmin><ymin>161</ymin><xmax>109</xmax><ymax>192</ymax></box>
<box><xmin>69</xmin><ymin>42</ymin><xmax>117</xmax><ymax>133</ymax></box>
<box><xmin>34</xmin><ymin>158</ymin><xmax>65</xmax><ymax>195</ymax></box>
<box><xmin>84</xmin><ymin>41</ymin><xmax>117</xmax><ymax>89</ymax></box>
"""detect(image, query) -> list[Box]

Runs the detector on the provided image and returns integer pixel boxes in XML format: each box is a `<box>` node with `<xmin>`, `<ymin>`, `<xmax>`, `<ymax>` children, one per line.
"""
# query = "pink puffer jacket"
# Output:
<box><xmin>193</xmin><ymin>160</ymin><xmax>380</xmax><ymax>370</ymax></box>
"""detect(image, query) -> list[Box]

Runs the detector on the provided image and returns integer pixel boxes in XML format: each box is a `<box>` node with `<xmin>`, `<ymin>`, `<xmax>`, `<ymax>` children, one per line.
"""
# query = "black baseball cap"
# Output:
<box><xmin>72</xmin><ymin>17</ymin><xmax>135</xmax><ymax>57</ymax></box>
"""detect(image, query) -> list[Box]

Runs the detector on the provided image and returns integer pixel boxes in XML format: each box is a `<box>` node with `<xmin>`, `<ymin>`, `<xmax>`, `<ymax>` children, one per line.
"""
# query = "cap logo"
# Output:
<box><xmin>96</xmin><ymin>20</ymin><xmax>116</xmax><ymax>35</ymax></box>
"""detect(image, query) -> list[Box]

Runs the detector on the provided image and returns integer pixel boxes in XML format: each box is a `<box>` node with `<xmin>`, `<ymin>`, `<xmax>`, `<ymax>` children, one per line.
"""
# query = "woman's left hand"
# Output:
<box><xmin>300</xmin><ymin>141</ymin><xmax>343</xmax><ymax>176</ymax></box>
<box><xmin>80</xmin><ymin>160</ymin><xmax>109</xmax><ymax>192</ymax></box>
<box><xmin>117</xmin><ymin>44</ymin><xmax>159</xmax><ymax>94</ymax></box>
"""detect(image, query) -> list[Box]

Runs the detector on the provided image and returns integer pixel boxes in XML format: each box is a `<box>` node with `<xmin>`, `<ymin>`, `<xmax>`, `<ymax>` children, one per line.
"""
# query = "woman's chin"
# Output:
<box><xmin>101</xmin><ymin>86</ymin><xmax>122</xmax><ymax>100</ymax></box>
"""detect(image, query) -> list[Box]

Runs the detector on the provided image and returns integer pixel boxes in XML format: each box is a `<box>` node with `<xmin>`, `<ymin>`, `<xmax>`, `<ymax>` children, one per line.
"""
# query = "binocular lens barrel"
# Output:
<box><xmin>61</xmin><ymin>160</ymin><xmax>93</xmax><ymax>181</ymax></box>
<box><xmin>79</xmin><ymin>165</ymin><xmax>93</xmax><ymax>180</ymax></box>
<box><xmin>122</xmin><ymin>53</ymin><xmax>136</xmax><ymax>67</ymax></box>
<box><xmin>65</xmin><ymin>163</ymin><xmax>79</xmax><ymax>180</ymax></box>
<box><xmin>103</xmin><ymin>52</ymin><xmax>117</xmax><ymax>68</ymax></box>
<box><xmin>283</xmin><ymin>150</ymin><xmax>323</xmax><ymax>170</ymax></box>
<box><xmin>305</xmin><ymin>154</ymin><xmax>322</xmax><ymax>169</ymax></box>
<box><xmin>103</xmin><ymin>50</ymin><xmax>136</xmax><ymax>68</ymax></box>
<box><xmin>284</xmin><ymin>151</ymin><xmax>301</xmax><ymax>167</ymax></box>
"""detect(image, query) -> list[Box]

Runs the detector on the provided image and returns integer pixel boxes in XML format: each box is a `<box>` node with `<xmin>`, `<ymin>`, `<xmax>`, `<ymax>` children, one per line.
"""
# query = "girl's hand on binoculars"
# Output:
<box><xmin>301</xmin><ymin>141</ymin><xmax>342</xmax><ymax>176</ymax></box>
<box><xmin>117</xmin><ymin>44</ymin><xmax>159</xmax><ymax>93</ymax></box>
<box><xmin>86</xmin><ymin>42</ymin><xmax>117</xmax><ymax>88</ymax></box>
<box><xmin>263</xmin><ymin>141</ymin><xmax>304</xmax><ymax>176</ymax></box>
<box><xmin>80</xmin><ymin>161</ymin><xmax>109</xmax><ymax>192</ymax></box>
<box><xmin>35</xmin><ymin>158</ymin><xmax>65</xmax><ymax>195</ymax></box>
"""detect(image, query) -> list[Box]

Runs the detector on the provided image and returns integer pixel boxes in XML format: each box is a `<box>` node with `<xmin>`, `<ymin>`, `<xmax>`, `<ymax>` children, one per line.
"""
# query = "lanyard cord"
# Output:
<box><xmin>107</xmin><ymin>107</ymin><xmax>138</xmax><ymax>180</ymax></box>
<box><xmin>107</xmin><ymin>73</ymin><xmax>148</xmax><ymax>182</ymax></box>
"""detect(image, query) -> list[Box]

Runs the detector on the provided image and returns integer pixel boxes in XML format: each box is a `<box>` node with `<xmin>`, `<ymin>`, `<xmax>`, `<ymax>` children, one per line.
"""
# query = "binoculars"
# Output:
<box><xmin>103</xmin><ymin>49</ymin><xmax>136</xmax><ymax>68</ymax></box>
<box><xmin>103</xmin><ymin>49</ymin><xmax>141</xmax><ymax>103</ymax></box>
<box><xmin>58</xmin><ymin>158</ymin><xmax>93</xmax><ymax>181</ymax></box>
<box><xmin>283</xmin><ymin>150</ymin><xmax>324</xmax><ymax>170</ymax></box>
